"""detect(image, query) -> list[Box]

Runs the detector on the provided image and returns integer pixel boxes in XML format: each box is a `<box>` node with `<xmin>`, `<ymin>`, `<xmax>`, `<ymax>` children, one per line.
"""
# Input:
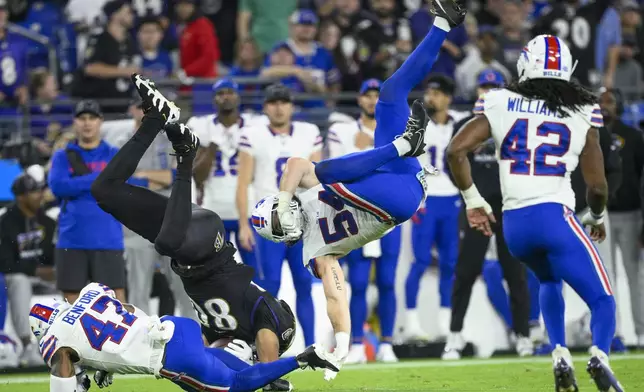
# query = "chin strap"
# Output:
<box><xmin>570</xmin><ymin>59</ymin><xmax>579</xmax><ymax>76</ymax></box>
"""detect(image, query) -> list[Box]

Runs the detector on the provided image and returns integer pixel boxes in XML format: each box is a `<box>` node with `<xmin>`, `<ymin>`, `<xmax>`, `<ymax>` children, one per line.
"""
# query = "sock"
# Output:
<box><xmin>379</xmin><ymin>22</ymin><xmax>449</xmax><ymax>103</ymax></box>
<box><xmin>405</xmin><ymin>308</ymin><xmax>421</xmax><ymax>330</ymax></box>
<box><xmin>589</xmin><ymin>295</ymin><xmax>616</xmax><ymax>354</ymax></box>
<box><xmin>230</xmin><ymin>357</ymin><xmax>298</xmax><ymax>392</ymax></box>
<box><xmin>349</xmin><ymin>286</ymin><xmax>367</xmax><ymax>341</ymax></box>
<box><xmin>439</xmin><ymin>262</ymin><xmax>455</xmax><ymax>309</ymax></box>
<box><xmin>315</xmin><ymin>143</ymin><xmax>399</xmax><ymax>184</ymax></box>
<box><xmin>378</xmin><ymin>284</ymin><xmax>396</xmax><ymax>340</ymax></box>
<box><xmin>405</xmin><ymin>262</ymin><xmax>426</xmax><ymax>309</ymax></box>
<box><xmin>0</xmin><ymin>274</ymin><xmax>6</xmax><ymax>330</ymax></box>
<box><xmin>175</xmin><ymin>153</ymin><xmax>194</xmax><ymax>182</ymax></box>
<box><xmin>206</xmin><ymin>348</ymin><xmax>250</xmax><ymax>371</ymax></box>
<box><xmin>393</xmin><ymin>138</ymin><xmax>411</xmax><ymax>156</ymax></box>
<box><xmin>539</xmin><ymin>282</ymin><xmax>566</xmax><ymax>348</ymax></box>
<box><xmin>295</xmin><ymin>290</ymin><xmax>316</xmax><ymax>347</ymax></box>
<box><xmin>482</xmin><ymin>261</ymin><xmax>513</xmax><ymax>329</ymax></box>
<box><xmin>527</xmin><ymin>270</ymin><xmax>541</xmax><ymax>323</ymax></box>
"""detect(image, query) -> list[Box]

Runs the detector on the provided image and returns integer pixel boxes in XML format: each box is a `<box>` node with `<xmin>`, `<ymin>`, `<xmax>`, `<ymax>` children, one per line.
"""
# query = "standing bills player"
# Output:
<box><xmin>446</xmin><ymin>35</ymin><xmax>623</xmax><ymax>392</ymax></box>
<box><xmin>250</xmin><ymin>0</ymin><xmax>467</xmax><ymax>377</ymax></box>
<box><xmin>28</xmin><ymin>283</ymin><xmax>338</xmax><ymax>392</ymax></box>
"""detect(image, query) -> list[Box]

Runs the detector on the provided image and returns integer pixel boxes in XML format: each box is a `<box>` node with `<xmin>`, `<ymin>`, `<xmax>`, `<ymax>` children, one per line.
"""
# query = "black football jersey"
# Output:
<box><xmin>171</xmin><ymin>252</ymin><xmax>296</xmax><ymax>353</ymax></box>
<box><xmin>532</xmin><ymin>2</ymin><xmax>609</xmax><ymax>88</ymax></box>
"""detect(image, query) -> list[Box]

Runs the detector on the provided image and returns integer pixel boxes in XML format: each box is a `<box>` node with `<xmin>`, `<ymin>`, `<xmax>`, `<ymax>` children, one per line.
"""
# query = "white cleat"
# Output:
<box><xmin>19</xmin><ymin>343</ymin><xmax>44</xmax><ymax>367</ymax></box>
<box><xmin>441</xmin><ymin>332</ymin><xmax>465</xmax><ymax>360</ymax></box>
<box><xmin>376</xmin><ymin>343</ymin><xmax>399</xmax><ymax>363</ymax></box>
<box><xmin>0</xmin><ymin>340</ymin><xmax>18</xmax><ymax>369</ymax></box>
<box><xmin>516</xmin><ymin>336</ymin><xmax>534</xmax><ymax>357</ymax></box>
<box><xmin>344</xmin><ymin>344</ymin><xmax>367</xmax><ymax>365</ymax></box>
<box><xmin>401</xmin><ymin>326</ymin><xmax>431</xmax><ymax>343</ymax></box>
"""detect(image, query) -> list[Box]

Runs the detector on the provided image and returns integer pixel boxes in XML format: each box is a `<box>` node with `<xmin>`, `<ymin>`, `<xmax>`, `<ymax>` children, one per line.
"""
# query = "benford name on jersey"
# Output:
<box><xmin>62</xmin><ymin>289</ymin><xmax>101</xmax><ymax>326</ymax></box>
<box><xmin>507</xmin><ymin>96</ymin><xmax>564</xmax><ymax>118</ymax></box>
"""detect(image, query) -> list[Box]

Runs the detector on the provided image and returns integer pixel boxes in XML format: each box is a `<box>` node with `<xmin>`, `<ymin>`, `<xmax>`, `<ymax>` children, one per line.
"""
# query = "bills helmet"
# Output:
<box><xmin>251</xmin><ymin>195</ymin><xmax>303</xmax><ymax>243</ymax></box>
<box><xmin>29</xmin><ymin>299</ymin><xmax>70</xmax><ymax>340</ymax></box>
<box><xmin>517</xmin><ymin>35</ymin><xmax>577</xmax><ymax>83</ymax></box>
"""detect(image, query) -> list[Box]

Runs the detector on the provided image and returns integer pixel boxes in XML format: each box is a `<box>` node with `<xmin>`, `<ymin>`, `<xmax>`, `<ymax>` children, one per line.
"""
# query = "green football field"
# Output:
<box><xmin>1</xmin><ymin>354</ymin><xmax>643</xmax><ymax>391</ymax></box>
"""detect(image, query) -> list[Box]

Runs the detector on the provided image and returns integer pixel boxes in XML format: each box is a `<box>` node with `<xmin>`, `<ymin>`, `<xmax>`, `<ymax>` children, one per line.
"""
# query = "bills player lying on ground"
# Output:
<box><xmin>28</xmin><ymin>283</ymin><xmax>338</xmax><ymax>392</ymax></box>
<box><xmin>446</xmin><ymin>34</ymin><xmax>623</xmax><ymax>392</ymax></box>
<box><xmin>251</xmin><ymin>0</ymin><xmax>467</xmax><ymax>376</ymax></box>
<box><xmin>90</xmin><ymin>74</ymin><xmax>302</xmax><ymax>391</ymax></box>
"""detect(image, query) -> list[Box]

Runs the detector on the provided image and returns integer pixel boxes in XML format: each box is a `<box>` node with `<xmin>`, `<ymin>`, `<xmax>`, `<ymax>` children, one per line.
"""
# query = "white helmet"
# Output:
<box><xmin>29</xmin><ymin>299</ymin><xmax>70</xmax><ymax>340</ymax></box>
<box><xmin>517</xmin><ymin>34</ymin><xmax>576</xmax><ymax>83</ymax></box>
<box><xmin>251</xmin><ymin>195</ymin><xmax>303</xmax><ymax>243</ymax></box>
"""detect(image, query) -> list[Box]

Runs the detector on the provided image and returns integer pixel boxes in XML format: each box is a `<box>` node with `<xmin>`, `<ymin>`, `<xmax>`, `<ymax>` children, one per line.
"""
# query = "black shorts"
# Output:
<box><xmin>55</xmin><ymin>248</ymin><xmax>126</xmax><ymax>292</ymax></box>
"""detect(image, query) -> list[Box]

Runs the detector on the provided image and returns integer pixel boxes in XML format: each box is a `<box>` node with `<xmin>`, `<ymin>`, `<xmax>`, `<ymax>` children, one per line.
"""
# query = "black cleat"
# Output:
<box><xmin>587</xmin><ymin>356</ymin><xmax>624</xmax><ymax>392</ymax></box>
<box><xmin>295</xmin><ymin>344</ymin><xmax>339</xmax><ymax>372</ymax></box>
<box><xmin>399</xmin><ymin>99</ymin><xmax>428</xmax><ymax>157</ymax></box>
<box><xmin>164</xmin><ymin>123</ymin><xmax>200</xmax><ymax>157</ymax></box>
<box><xmin>131</xmin><ymin>73</ymin><xmax>180</xmax><ymax>123</ymax></box>
<box><xmin>554</xmin><ymin>358</ymin><xmax>579</xmax><ymax>392</ymax></box>
<box><xmin>263</xmin><ymin>378</ymin><xmax>293</xmax><ymax>392</ymax></box>
<box><xmin>430</xmin><ymin>0</ymin><xmax>467</xmax><ymax>28</ymax></box>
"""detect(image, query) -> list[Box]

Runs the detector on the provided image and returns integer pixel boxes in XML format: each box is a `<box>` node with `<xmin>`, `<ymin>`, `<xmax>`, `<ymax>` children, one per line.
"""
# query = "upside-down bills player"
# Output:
<box><xmin>28</xmin><ymin>282</ymin><xmax>337</xmax><ymax>392</ymax></box>
<box><xmin>446</xmin><ymin>35</ymin><xmax>623</xmax><ymax>391</ymax></box>
<box><xmin>250</xmin><ymin>0</ymin><xmax>467</xmax><ymax>375</ymax></box>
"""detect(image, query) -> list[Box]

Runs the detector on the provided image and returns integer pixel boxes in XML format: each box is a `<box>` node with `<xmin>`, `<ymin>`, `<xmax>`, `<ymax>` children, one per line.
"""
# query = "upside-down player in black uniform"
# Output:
<box><xmin>90</xmin><ymin>75</ymin><xmax>298</xmax><ymax>391</ymax></box>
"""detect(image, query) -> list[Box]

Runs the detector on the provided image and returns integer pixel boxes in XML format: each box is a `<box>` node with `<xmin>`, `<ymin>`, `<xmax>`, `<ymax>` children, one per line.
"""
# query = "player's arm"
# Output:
<box><xmin>313</xmin><ymin>255</ymin><xmax>350</xmax><ymax>361</ymax></box>
<box><xmin>446</xmin><ymin>116</ymin><xmax>491</xmax><ymax>190</ymax></box>
<box><xmin>580</xmin><ymin>128</ymin><xmax>609</xmax><ymax>218</ymax></box>
<box><xmin>446</xmin><ymin>115</ymin><xmax>495</xmax><ymax>236</ymax></box>
<box><xmin>255</xmin><ymin>329</ymin><xmax>280</xmax><ymax>363</ymax></box>
<box><xmin>49</xmin><ymin>348</ymin><xmax>78</xmax><ymax>392</ymax></box>
<box><xmin>236</xmin><ymin>150</ymin><xmax>255</xmax><ymax>250</ymax></box>
<box><xmin>279</xmin><ymin>157</ymin><xmax>321</xmax><ymax>196</ymax></box>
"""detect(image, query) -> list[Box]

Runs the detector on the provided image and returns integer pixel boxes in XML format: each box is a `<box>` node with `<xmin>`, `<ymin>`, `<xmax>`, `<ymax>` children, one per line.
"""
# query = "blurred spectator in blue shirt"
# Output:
<box><xmin>28</xmin><ymin>70</ymin><xmax>73</xmax><ymax>140</ymax></box>
<box><xmin>17</xmin><ymin>1</ymin><xmax>65</xmax><ymax>70</ymax></box>
<box><xmin>230</xmin><ymin>37</ymin><xmax>263</xmax><ymax>111</ymax></box>
<box><xmin>0</xmin><ymin>0</ymin><xmax>28</xmax><ymax>107</ymax></box>
<box><xmin>409</xmin><ymin>0</ymin><xmax>467</xmax><ymax>80</ymax></box>
<box><xmin>137</xmin><ymin>16</ymin><xmax>173</xmax><ymax>79</ymax></box>
<box><xmin>495</xmin><ymin>0</ymin><xmax>530</xmax><ymax>78</ymax></box>
<box><xmin>267</xmin><ymin>9</ymin><xmax>341</xmax><ymax>108</ymax></box>
<box><xmin>261</xmin><ymin>42</ymin><xmax>305</xmax><ymax>94</ymax></box>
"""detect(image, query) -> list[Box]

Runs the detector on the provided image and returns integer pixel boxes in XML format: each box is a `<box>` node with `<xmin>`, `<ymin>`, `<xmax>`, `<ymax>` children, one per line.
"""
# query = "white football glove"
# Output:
<box><xmin>580</xmin><ymin>208</ymin><xmax>605</xmax><ymax>227</ymax></box>
<box><xmin>94</xmin><ymin>371</ymin><xmax>113</xmax><ymax>389</ymax></box>
<box><xmin>148</xmin><ymin>317</ymin><xmax>174</xmax><ymax>343</ymax></box>
<box><xmin>276</xmin><ymin>192</ymin><xmax>302</xmax><ymax>240</ymax></box>
<box><xmin>75</xmin><ymin>365</ymin><xmax>91</xmax><ymax>392</ymax></box>
<box><xmin>324</xmin><ymin>333</ymin><xmax>349</xmax><ymax>381</ymax></box>
<box><xmin>223</xmin><ymin>339</ymin><xmax>253</xmax><ymax>365</ymax></box>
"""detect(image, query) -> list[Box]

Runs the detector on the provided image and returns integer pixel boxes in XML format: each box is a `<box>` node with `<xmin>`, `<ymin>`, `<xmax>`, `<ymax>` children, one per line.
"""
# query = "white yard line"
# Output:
<box><xmin>2</xmin><ymin>354</ymin><xmax>643</xmax><ymax>385</ymax></box>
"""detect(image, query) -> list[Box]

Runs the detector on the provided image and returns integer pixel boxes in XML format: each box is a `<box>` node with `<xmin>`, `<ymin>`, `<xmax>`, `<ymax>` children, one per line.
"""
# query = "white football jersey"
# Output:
<box><xmin>476</xmin><ymin>88</ymin><xmax>603</xmax><ymax>211</ymax></box>
<box><xmin>327</xmin><ymin>119</ymin><xmax>375</xmax><ymax>157</ymax></box>
<box><xmin>39</xmin><ymin>283</ymin><xmax>164</xmax><ymax>375</ymax></box>
<box><xmin>421</xmin><ymin>111</ymin><xmax>469</xmax><ymax>196</ymax></box>
<box><xmin>300</xmin><ymin>184</ymin><xmax>394</xmax><ymax>265</ymax></box>
<box><xmin>187</xmin><ymin>113</ymin><xmax>256</xmax><ymax>220</ymax></box>
<box><xmin>239</xmin><ymin>121</ymin><xmax>322</xmax><ymax>204</ymax></box>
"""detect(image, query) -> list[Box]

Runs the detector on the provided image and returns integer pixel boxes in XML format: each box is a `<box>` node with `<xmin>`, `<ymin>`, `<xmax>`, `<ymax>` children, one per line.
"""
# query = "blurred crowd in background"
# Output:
<box><xmin>0</xmin><ymin>0</ymin><xmax>643</xmax><ymax>370</ymax></box>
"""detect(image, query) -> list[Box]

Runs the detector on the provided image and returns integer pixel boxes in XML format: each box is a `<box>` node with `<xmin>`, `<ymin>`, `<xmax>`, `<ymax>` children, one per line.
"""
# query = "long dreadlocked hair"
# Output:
<box><xmin>505</xmin><ymin>78</ymin><xmax>597</xmax><ymax>118</ymax></box>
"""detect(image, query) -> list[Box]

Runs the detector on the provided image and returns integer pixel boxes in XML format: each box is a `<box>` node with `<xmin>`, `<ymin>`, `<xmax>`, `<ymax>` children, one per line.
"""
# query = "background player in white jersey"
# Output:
<box><xmin>236</xmin><ymin>83</ymin><xmax>321</xmax><ymax>348</ymax></box>
<box><xmin>28</xmin><ymin>282</ymin><xmax>338</xmax><ymax>392</ymax></box>
<box><xmin>447</xmin><ymin>35</ymin><xmax>623</xmax><ymax>391</ymax></box>
<box><xmin>101</xmin><ymin>98</ymin><xmax>194</xmax><ymax>320</ymax></box>
<box><xmin>328</xmin><ymin>79</ymin><xmax>401</xmax><ymax>364</ymax></box>
<box><xmin>403</xmin><ymin>74</ymin><xmax>468</xmax><ymax>342</ymax></box>
<box><xmin>190</xmin><ymin>79</ymin><xmax>259</xmax><ymax>274</ymax></box>
<box><xmin>251</xmin><ymin>0</ymin><xmax>468</xmax><ymax>376</ymax></box>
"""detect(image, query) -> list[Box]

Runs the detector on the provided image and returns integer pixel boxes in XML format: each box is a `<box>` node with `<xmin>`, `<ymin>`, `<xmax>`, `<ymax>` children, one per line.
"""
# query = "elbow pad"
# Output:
<box><xmin>50</xmin><ymin>375</ymin><xmax>78</xmax><ymax>392</ymax></box>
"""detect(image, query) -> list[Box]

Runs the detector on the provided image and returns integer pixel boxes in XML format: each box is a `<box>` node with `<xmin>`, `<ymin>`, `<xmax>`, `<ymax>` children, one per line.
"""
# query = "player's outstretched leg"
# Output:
<box><xmin>91</xmin><ymin>74</ymin><xmax>180</xmax><ymax>243</ymax></box>
<box><xmin>315</xmin><ymin>100</ymin><xmax>429</xmax><ymax>184</ymax></box>
<box><xmin>374</xmin><ymin>0</ymin><xmax>465</xmax><ymax>147</ymax></box>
